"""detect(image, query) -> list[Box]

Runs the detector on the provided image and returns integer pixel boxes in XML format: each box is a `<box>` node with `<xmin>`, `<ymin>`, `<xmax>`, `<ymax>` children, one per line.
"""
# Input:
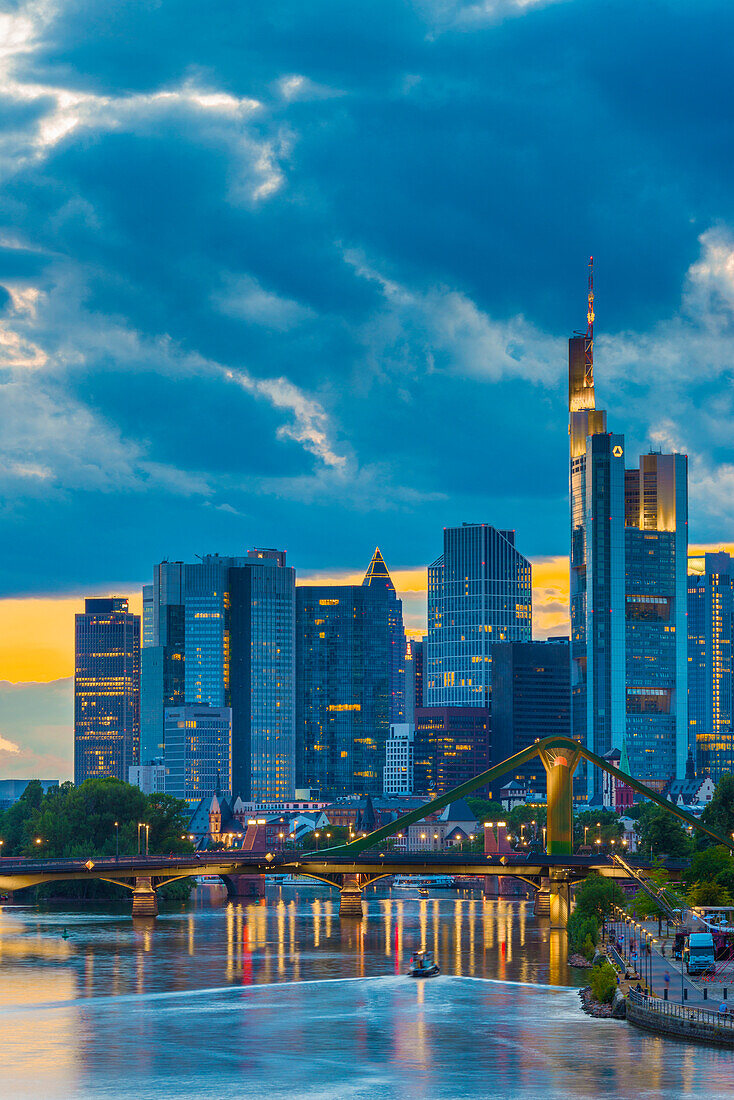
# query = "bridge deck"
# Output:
<box><xmin>0</xmin><ymin>851</ymin><xmax>651</xmax><ymax>891</ymax></box>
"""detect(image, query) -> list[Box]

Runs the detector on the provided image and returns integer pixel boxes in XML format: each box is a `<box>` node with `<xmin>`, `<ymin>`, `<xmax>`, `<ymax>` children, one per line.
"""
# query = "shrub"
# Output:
<box><xmin>582</xmin><ymin>934</ymin><xmax>596</xmax><ymax>961</ymax></box>
<box><xmin>590</xmin><ymin>961</ymin><xmax>617</xmax><ymax>1005</ymax></box>
<box><xmin>568</xmin><ymin>910</ymin><xmax>599</xmax><ymax>954</ymax></box>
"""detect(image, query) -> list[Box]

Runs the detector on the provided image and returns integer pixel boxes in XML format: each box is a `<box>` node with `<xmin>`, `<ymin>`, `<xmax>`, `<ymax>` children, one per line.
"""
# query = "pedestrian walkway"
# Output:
<box><xmin>606</xmin><ymin>923</ymin><xmax>732</xmax><ymax>1008</ymax></box>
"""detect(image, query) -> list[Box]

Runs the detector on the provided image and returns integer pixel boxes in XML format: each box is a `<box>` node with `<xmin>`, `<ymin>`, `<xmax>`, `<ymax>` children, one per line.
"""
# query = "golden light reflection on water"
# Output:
<box><xmin>0</xmin><ymin>889</ymin><xmax>592</xmax><ymax>1098</ymax></box>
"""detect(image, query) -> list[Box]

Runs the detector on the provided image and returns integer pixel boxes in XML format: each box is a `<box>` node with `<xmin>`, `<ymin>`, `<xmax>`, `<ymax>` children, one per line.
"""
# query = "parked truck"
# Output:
<box><xmin>684</xmin><ymin>932</ymin><xmax>716</xmax><ymax>975</ymax></box>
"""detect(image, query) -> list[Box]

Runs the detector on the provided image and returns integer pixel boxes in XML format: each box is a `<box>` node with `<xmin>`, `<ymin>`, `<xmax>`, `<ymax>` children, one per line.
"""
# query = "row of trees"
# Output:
<box><xmin>1</xmin><ymin>777</ymin><xmax>194</xmax><ymax>900</ymax></box>
<box><xmin>471</xmin><ymin>773</ymin><xmax>734</xmax><ymax>863</ymax></box>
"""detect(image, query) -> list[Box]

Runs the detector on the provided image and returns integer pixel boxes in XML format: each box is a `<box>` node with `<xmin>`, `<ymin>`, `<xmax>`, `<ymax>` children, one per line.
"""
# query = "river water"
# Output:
<box><xmin>0</xmin><ymin>882</ymin><xmax>731</xmax><ymax>1098</ymax></box>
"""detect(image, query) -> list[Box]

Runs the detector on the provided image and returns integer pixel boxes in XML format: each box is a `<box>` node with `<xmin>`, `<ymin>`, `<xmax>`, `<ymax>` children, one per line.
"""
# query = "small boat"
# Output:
<box><xmin>408</xmin><ymin>950</ymin><xmax>440</xmax><ymax>978</ymax></box>
<box><xmin>393</xmin><ymin>875</ymin><xmax>454</xmax><ymax>890</ymax></box>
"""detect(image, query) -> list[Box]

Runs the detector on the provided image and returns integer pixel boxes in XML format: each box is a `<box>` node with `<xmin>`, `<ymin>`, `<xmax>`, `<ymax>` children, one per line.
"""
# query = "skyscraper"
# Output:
<box><xmin>405</xmin><ymin>637</ymin><xmax>425</xmax><ymax>724</ymax></box>
<box><xmin>74</xmin><ymin>597</ymin><xmax>140</xmax><ymax>785</ymax></box>
<box><xmin>490</xmin><ymin>639</ymin><xmax>571</xmax><ymax>797</ymax></box>
<box><xmin>425</xmin><ymin>524</ymin><xmax>532</xmax><ymax>707</ymax></box>
<box><xmin>569</xmin><ymin>262</ymin><xmax>688</xmax><ymax>794</ymax></box>
<box><xmin>164</xmin><ymin>705</ymin><xmax>232</xmax><ymax>806</ymax></box>
<box><xmin>413</xmin><ymin>706</ymin><xmax>491</xmax><ymax>797</ymax></box>
<box><xmin>142</xmin><ymin>550</ymin><xmax>295</xmax><ymax>801</ymax></box>
<box><xmin>295</xmin><ymin>549</ymin><xmax>406</xmax><ymax>798</ymax></box>
<box><xmin>688</xmin><ymin>551</ymin><xmax>734</xmax><ymax>781</ymax></box>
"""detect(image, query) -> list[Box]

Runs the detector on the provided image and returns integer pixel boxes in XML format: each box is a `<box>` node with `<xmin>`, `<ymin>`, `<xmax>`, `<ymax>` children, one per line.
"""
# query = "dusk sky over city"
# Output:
<box><xmin>2</xmin><ymin>0</ymin><xmax>734</xmax><ymax>776</ymax></box>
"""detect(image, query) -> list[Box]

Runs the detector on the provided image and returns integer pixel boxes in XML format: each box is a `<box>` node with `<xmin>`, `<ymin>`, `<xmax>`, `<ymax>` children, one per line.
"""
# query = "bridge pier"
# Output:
<box><xmin>533</xmin><ymin>882</ymin><xmax>551</xmax><ymax>918</ymax></box>
<box><xmin>132</xmin><ymin>876</ymin><xmax>158</xmax><ymax>918</ymax></box>
<box><xmin>223</xmin><ymin>874</ymin><xmax>266</xmax><ymax>899</ymax></box>
<box><xmin>549</xmin><ymin>878</ymin><xmax>570</xmax><ymax>928</ymax></box>
<box><xmin>338</xmin><ymin>874</ymin><xmax>363</xmax><ymax>918</ymax></box>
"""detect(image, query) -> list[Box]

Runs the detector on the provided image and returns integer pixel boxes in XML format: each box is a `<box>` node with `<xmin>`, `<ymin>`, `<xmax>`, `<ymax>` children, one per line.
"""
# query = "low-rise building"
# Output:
<box><xmin>129</xmin><ymin>763</ymin><xmax>165</xmax><ymax>795</ymax></box>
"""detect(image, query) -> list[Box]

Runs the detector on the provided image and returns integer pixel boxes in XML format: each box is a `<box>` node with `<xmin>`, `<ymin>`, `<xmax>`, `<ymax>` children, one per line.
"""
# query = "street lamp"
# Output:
<box><xmin>584</xmin><ymin>825</ymin><xmax>589</xmax><ymax>845</ymax></box>
<box><xmin>315</xmin><ymin>831</ymin><xmax>320</xmax><ymax>851</ymax></box>
<box><xmin>137</xmin><ymin>822</ymin><xmax>150</xmax><ymax>855</ymax></box>
<box><xmin>35</xmin><ymin>837</ymin><xmax>42</xmax><ymax>846</ymax></box>
<box><xmin>114</xmin><ymin>821</ymin><xmax>119</xmax><ymax>860</ymax></box>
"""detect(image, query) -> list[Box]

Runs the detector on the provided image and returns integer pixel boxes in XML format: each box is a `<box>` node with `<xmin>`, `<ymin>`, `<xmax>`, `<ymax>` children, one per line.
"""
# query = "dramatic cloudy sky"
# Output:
<box><xmin>1</xmin><ymin>0</ymin><xmax>734</xmax><ymax>777</ymax></box>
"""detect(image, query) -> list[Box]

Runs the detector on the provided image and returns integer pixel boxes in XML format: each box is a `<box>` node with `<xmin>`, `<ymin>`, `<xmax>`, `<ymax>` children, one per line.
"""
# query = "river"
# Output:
<box><xmin>0</xmin><ymin>882</ymin><xmax>731</xmax><ymax>1098</ymax></box>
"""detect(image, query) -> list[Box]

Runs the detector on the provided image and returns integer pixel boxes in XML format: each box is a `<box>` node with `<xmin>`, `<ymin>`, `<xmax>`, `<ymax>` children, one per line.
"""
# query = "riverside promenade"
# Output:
<box><xmin>605</xmin><ymin>918</ymin><xmax>734</xmax><ymax>1046</ymax></box>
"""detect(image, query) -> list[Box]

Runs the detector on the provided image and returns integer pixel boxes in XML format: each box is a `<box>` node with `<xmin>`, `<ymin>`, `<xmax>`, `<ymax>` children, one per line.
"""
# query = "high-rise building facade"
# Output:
<box><xmin>295</xmin><ymin>549</ymin><xmax>406</xmax><ymax>798</ymax></box>
<box><xmin>164</xmin><ymin>705</ymin><xmax>232</xmax><ymax>806</ymax></box>
<box><xmin>414</xmin><ymin>706</ymin><xmax>491</xmax><ymax>797</ymax></box>
<box><xmin>426</xmin><ymin>524</ymin><xmax>532</xmax><ymax>707</ymax></box>
<box><xmin>688</xmin><ymin>551</ymin><xmax>734</xmax><ymax>782</ymax></box>
<box><xmin>383</xmin><ymin>723</ymin><xmax>415</xmax><ymax>795</ymax></box>
<box><xmin>74</xmin><ymin>598</ymin><xmax>140</xmax><ymax>785</ymax></box>
<box><xmin>405</xmin><ymin>637</ymin><xmax>425</xmax><ymax>724</ymax></box>
<box><xmin>142</xmin><ymin>550</ymin><xmax>295</xmax><ymax>801</ymax></box>
<box><xmin>491</xmin><ymin>639</ymin><xmax>571</xmax><ymax>797</ymax></box>
<box><xmin>569</xmin><ymin>265</ymin><xmax>688</xmax><ymax>794</ymax></box>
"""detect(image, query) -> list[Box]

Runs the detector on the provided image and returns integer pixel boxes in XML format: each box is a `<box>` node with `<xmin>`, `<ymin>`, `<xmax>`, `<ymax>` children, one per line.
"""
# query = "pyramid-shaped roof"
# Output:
<box><xmin>363</xmin><ymin>547</ymin><xmax>394</xmax><ymax>591</ymax></box>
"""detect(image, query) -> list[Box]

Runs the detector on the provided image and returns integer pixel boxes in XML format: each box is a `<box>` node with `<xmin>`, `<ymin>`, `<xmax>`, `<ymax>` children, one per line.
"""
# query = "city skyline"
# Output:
<box><xmin>3</xmin><ymin>1</ymin><xmax>734</xmax><ymax>785</ymax></box>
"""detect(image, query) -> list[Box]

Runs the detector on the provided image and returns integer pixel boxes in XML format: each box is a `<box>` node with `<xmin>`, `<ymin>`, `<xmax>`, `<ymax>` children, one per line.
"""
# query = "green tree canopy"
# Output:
<box><xmin>573</xmin><ymin>809</ymin><xmax>623</xmax><ymax>848</ymax></box>
<box><xmin>0</xmin><ymin>778</ymin><xmax>194</xmax><ymax>900</ymax></box>
<box><xmin>574</xmin><ymin>874</ymin><xmax>624</xmax><ymax>921</ymax></box>
<box><xmin>700</xmin><ymin>775</ymin><xmax>734</xmax><ymax>848</ymax></box>
<box><xmin>637</xmin><ymin>804</ymin><xmax>692</xmax><ymax>860</ymax></box>
<box><xmin>465</xmin><ymin>798</ymin><xmax>504</xmax><ymax>824</ymax></box>
<box><xmin>687</xmin><ymin>881</ymin><xmax>733</xmax><ymax>907</ymax></box>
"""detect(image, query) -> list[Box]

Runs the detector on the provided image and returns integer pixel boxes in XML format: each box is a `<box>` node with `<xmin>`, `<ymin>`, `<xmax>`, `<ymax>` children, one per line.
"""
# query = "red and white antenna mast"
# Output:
<box><xmin>584</xmin><ymin>255</ymin><xmax>594</xmax><ymax>386</ymax></box>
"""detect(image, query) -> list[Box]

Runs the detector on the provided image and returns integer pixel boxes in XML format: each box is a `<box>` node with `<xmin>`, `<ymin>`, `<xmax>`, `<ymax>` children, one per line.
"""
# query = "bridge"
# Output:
<box><xmin>1</xmin><ymin>737</ymin><xmax>730</xmax><ymax>922</ymax></box>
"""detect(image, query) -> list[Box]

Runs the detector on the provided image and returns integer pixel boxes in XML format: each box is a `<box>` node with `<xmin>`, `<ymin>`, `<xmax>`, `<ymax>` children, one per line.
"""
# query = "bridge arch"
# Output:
<box><xmin>321</xmin><ymin>736</ymin><xmax>733</xmax><ymax>859</ymax></box>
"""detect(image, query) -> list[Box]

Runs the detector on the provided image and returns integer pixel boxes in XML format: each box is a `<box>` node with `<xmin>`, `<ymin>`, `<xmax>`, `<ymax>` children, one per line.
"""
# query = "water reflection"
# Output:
<box><xmin>0</xmin><ymin>889</ymin><xmax>732</xmax><ymax>1099</ymax></box>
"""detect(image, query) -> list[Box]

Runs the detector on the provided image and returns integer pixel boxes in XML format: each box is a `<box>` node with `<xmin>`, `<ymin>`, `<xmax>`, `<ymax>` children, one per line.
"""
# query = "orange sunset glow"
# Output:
<box><xmin>0</xmin><ymin>555</ymin><xmax>584</xmax><ymax>685</ymax></box>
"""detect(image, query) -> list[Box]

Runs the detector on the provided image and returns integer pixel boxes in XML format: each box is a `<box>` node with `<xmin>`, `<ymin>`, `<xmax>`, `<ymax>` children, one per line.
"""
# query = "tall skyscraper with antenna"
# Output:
<box><xmin>569</xmin><ymin>261</ymin><xmax>688</xmax><ymax>796</ymax></box>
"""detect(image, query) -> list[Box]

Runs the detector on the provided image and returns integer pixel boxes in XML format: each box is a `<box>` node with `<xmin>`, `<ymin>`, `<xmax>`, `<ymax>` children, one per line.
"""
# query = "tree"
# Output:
<box><xmin>0</xmin><ymin>778</ymin><xmax>194</xmax><ymax>901</ymax></box>
<box><xmin>574</xmin><ymin>874</ymin><xmax>624</xmax><ymax>922</ymax></box>
<box><xmin>627</xmin><ymin>868</ymin><xmax>677</xmax><ymax>933</ymax></box>
<box><xmin>465</xmin><ymin>798</ymin><xmax>504</xmax><ymax>824</ymax></box>
<box><xmin>638</xmin><ymin>804</ymin><xmax>691</xmax><ymax>859</ymax></box>
<box><xmin>301</xmin><ymin>825</ymin><xmax>351</xmax><ymax>850</ymax></box>
<box><xmin>573</xmin><ymin>809</ymin><xmax>623</xmax><ymax>849</ymax></box>
<box><xmin>507</xmin><ymin>804</ymin><xmax>547</xmax><ymax>844</ymax></box>
<box><xmin>687</xmin><ymin>881</ymin><xmax>732</xmax><ymax>907</ymax></box>
<box><xmin>590</xmin><ymin>960</ymin><xmax>618</xmax><ymax>1004</ymax></box>
<box><xmin>700</xmin><ymin>775</ymin><xmax>734</xmax><ymax>847</ymax></box>
<box><xmin>684</xmin><ymin>845</ymin><xmax>734</xmax><ymax>888</ymax></box>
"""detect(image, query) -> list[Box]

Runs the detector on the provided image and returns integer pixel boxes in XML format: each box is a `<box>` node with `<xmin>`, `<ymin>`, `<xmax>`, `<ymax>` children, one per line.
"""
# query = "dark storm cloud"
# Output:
<box><xmin>1</xmin><ymin>0</ymin><xmax>734</xmax><ymax>597</ymax></box>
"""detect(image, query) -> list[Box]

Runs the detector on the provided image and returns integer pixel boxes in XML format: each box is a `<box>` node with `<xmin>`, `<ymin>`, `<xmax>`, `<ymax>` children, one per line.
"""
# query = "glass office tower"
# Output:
<box><xmin>74</xmin><ymin>598</ymin><xmax>140</xmax><ymax>784</ymax></box>
<box><xmin>142</xmin><ymin>550</ymin><xmax>295</xmax><ymax>801</ymax></box>
<box><xmin>295</xmin><ymin>549</ymin><xmax>406</xmax><ymax>798</ymax></box>
<box><xmin>491</xmin><ymin>639</ymin><xmax>571</xmax><ymax>797</ymax></box>
<box><xmin>569</xmin><ymin>271</ymin><xmax>688</xmax><ymax>794</ymax></box>
<box><xmin>425</xmin><ymin>524</ymin><xmax>532</xmax><ymax>707</ymax></box>
<box><xmin>688</xmin><ymin>551</ymin><xmax>734</xmax><ymax>781</ymax></box>
<box><xmin>164</xmin><ymin>705</ymin><xmax>232</xmax><ymax>806</ymax></box>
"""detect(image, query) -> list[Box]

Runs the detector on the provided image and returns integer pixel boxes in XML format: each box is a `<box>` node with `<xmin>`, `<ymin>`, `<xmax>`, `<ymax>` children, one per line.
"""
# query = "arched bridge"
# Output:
<box><xmin>0</xmin><ymin>737</ymin><xmax>727</xmax><ymax>923</ymax></box>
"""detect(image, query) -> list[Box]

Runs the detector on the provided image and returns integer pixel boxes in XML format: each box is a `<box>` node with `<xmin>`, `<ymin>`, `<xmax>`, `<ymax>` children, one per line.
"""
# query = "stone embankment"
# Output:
<box><xmin>626</xmin><ymin>991</ymin><xmax>734</xmax><ymax>1047</ymax></box>
<box><xmin>578</xmin><ymin>987</ymin><xmax>626</xmax><ymax>1020</ymax></box>
<box><xmin>568</xmin><ymin>953</ymin><xmax>592</xmax><ymax>969</ymax></box>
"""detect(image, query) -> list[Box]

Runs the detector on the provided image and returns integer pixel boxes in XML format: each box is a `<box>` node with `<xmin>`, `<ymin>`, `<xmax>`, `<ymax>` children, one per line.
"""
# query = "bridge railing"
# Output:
<box><xmin>628</xmin><ymin>987</ymin><xmax>734</xmax><ymax>1030</ymax></box>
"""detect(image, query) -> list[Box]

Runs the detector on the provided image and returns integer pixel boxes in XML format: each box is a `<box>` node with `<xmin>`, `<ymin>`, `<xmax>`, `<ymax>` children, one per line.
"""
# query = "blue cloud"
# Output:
<box><xmin>0</xmin><ymin>0</ymin><xmax>733</xmax><ymax>608</ymax></box>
